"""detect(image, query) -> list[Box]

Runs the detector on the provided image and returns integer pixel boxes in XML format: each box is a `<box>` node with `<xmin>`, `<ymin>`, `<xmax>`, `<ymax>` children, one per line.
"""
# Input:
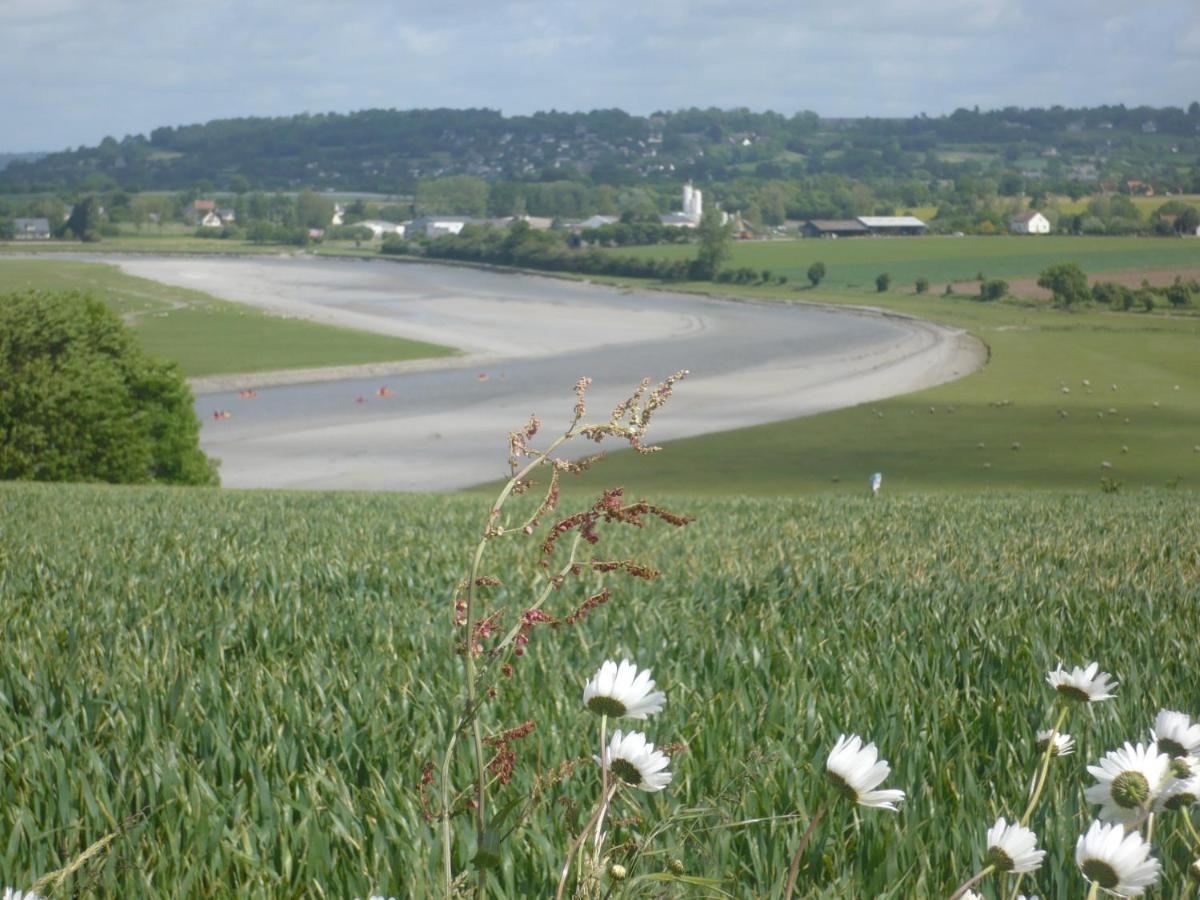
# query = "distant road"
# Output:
<box><xmin>111</xmin><ymin>256</ymin><xmax>985</xmax><ymax>491</ymax></box>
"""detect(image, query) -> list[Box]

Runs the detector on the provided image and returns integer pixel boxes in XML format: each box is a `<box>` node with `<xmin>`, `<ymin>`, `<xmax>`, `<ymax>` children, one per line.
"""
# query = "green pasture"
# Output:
<box><xmin>613</xmin><ymin>236</ymin><xmax>1200</xmax><ymax>291</ymax></box>
<box><xmin>0</xmin><ymin>259</ymin><xmax>454</xmax><ymax>378</ymax></box>
<box><xmin>561</xmin><ymin>279</ymin><xmax>1200</xmax><ymax>495</ymax></box>
<box><xmin>2</xmin><ymin>485</ymin><xmax>1197</xmax><ymax>896</ymax></box>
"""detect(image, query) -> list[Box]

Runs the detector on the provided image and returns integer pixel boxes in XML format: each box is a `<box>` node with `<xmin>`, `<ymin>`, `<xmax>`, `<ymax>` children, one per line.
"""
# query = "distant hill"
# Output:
<box><xmin>0</xmin><ymin>151</ymin><xmax>46</xmax><ymax>172</ymax></box>
<box><xmin>1</xmin><ymin>103</ymin><xmax>1197</xmax><ymax>196</ymax></box>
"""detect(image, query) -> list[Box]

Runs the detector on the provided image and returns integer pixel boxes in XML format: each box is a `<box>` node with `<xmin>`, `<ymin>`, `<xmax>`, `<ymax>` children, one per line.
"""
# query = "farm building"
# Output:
<box><xmin>408</xmin><ymin>216</ymin><xmax>477</xmax><ymax>238</ymax></box>
<box><xmin>356</xmin><ymin>220</ymin><xmax>405</xmax><ymax>238</ymax></box>
<box><xmin>800</xmin><ymin>219</ymin><xmax>869</xmax><ymax>238</ymax></box>
<box><xmin>1010</xmin><ymin>211</ymin><xmax>1051</xmax><ymax>234</ymax></box>
<box><xmin>12</xmin><ymin>218</ymin><xmax>51</xmax><ymax>240</ymax></box>
<box><xmin>856</xmin><ymin>216</ymin><xmax>928</xmax><ymax>235</ymax></box>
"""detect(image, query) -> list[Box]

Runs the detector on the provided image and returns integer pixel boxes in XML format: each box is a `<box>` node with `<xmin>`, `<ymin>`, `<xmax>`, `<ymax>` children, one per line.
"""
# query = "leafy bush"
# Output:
<box><xmin>0</xmin><ymin>289</ymin><xmax>217</xmax><ymax>485</ymax></box>
<box><xmin>807</xmin><ymin>261</ymin><xmax>826</xmax><ymax>287</ymax></box>
<box><xmin>1037</xmin><ymin>262</ymin><xmax>1090</xmax><ymax>308</ymax></box>
<box><xmin>914</xmin><ymin>276</ymin><xmax>930</xmax><ymax>294</ymax></box>
<box><xmin>875</xmin><ymin>272</ymin><xmax>891</xmax><ymax>292</ymax></box>
<box><xmin>978</xmin><ymin>279</ymin><xmax>1009</xmax><ymax>302</ymax></box>
<box><xmin>1091</xmin><ymin>281</ymin><xmax>1135</xmax><ymax>311</ymax></box>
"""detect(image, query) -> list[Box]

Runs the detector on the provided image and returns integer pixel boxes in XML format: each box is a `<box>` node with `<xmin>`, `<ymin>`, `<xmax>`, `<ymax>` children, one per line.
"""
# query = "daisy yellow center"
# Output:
<box><xmin>1161</xmin><ymin>740</ymin><xmax>1188</xmax><ymax>761</ymax></box>
<box><xmin>587</xmin><ymin>696</ymin><xmax>628</xmax><ymax>717</ymax></box>
<box><xmin>610</xmin><ymin>758</ymin><xmax>642</xmax><ymax>786</ymax></box>
<box><xmin>1111</xmin><ymin>771</ymin><xmax>1150</xmax><ymax>808</ymax></box>
<box><xmin>1082</xmin><ymin>859</ymin><xmax>1120</xmax><ymax>889</ymax></box>
<box><xmin>985</xmin><ymin>846</ymin><xmax>1014</xmax><ymax>872</ymax></box>
<box><xmin>1056</xmin><ymin>684</ymin><xmax>1092</xmax><ymax>702</ymax></box>
<box><xmin>827</xmin><ymin>771</ymin><xmax>859</xmax><ymax>803</ymax></box>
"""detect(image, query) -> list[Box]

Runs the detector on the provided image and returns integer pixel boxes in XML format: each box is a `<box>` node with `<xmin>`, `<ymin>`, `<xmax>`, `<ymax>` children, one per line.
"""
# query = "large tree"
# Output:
<box><xmin>0</xmin><ymin>289</ymin><xmax>217</xmax><ymax>485</ymax></box>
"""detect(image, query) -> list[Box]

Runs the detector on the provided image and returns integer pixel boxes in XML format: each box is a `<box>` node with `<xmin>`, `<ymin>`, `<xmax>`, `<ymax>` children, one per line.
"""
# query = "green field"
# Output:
<box><xmin>552</xmin><ymin>236</ymin><xmax>1200</xmax><ymax>496</ymax></box>
<box><xmin>615</xmin><ymin>235</ymin><xmax>1200</xmax><ymax>291</ymax></box>
<box><xmin>0</xmin><ymin>259</ymin><xmax>455</xmax><ymax>378</ymax></box>
<box><xmin>2</xmin><ymin>484</ymin><xmax>1198</xmax><ymax>896</ymax></box>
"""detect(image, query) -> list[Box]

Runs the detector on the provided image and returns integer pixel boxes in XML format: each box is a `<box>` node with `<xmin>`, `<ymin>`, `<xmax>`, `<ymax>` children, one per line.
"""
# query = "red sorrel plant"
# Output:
<box><xmin>431</xmin><ymin>372</ymin><xmax>690</xmax><ymax>898</ymax></box>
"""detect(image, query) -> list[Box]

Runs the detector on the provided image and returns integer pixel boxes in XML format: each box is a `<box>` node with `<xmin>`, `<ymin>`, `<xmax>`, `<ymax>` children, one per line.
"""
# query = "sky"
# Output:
<box><xmin>2</xmin><ymin>0</ymin><xmax>1199</xmax><ymax>153</ymax></box>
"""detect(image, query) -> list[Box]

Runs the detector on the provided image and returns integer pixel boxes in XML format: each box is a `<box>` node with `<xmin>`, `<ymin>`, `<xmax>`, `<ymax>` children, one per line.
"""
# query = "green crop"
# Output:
<box><xmin>2</xmin><ymin>484</ymin><xmax>1198</xmax><ymax>896</ymax></box>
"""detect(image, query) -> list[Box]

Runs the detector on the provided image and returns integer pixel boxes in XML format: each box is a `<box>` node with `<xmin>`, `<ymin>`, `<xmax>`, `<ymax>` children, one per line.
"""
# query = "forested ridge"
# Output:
<box><xmin>4</xmin><ymin>103</ymin><xmax>1198</xmax><ymax>199</ymax></box>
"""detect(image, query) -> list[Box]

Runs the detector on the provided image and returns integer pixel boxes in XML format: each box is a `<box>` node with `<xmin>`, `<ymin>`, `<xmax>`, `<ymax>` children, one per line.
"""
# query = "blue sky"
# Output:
<box><xmin>2</xmin><ymin>0</ymin><xmax>1198</xmax><ymax>152</ymax></box>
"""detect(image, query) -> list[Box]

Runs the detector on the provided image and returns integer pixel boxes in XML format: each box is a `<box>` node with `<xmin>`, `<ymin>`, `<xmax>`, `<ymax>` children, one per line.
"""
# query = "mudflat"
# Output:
<box><xmin>110</xmin><ymin>256</ymin><xmax>986</xmax><ymax>491</ymax></box>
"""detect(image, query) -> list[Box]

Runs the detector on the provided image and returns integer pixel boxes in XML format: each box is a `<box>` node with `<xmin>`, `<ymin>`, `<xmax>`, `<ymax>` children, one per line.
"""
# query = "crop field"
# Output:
<box><xmin>0</xmin><ymin>259</ymin><xmax>454</xmax><ymax>378</ymax></box>
<box><xmin>613</xmin><ymin>236</ymin><xmax>1200</xmax><ymax>292</ymax></box>
<box><xmin>2</xmin><ymin>484</ymin><xmax>1198</xmax><ymax>897</ymax></box>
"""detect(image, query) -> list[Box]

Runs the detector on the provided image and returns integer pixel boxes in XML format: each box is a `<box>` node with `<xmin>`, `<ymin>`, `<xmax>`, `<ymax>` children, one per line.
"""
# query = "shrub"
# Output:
<box><xmin>0</xmin><ymin>289</ymin><xmax>217</xmax><ymax>485</ymax></box>
<box><xmin>979</xmin><ymin>279</ymin><xmax>1008</xmax><ymax>302</ymax></box>
<box><xmin>914</xmin><ymin>277</ymin><xmax>930</xmax><ymax>294</ymax></box>
<box><xmin>1037</xmin><ymin>262</ymin><xmax>1090</xmax><ymax>308</ymax></box>
<box><xmin>1091</xmin><ymin>281</ymin><xmax>1135</xmax><ymax>311</ymax></box>
<box><xmin>876</xmin><ymin>273</ymin><xmax>891</xmax><ymax>292</ymax></box>
<box><xmin>807</xmin><ymin>262</ymin><xmax>826</xmax><ymax>287</ymax></box>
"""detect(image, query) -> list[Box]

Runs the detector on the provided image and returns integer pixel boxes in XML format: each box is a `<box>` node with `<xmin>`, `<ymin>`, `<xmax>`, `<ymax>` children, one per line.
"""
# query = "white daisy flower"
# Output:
<box><xmin>3</xmin><ymin>891</ymin><xmax>43</xmax><ymax>900</ymax></box>
<box><xmin>597</xmin><ymin>729</ymin><xmax>672</xmax><ymax>792</ymax></box>
<box><xmin>825</xmin><ymin>734</ymin><xmax>905</xmax><ymax>811</ymax></box>
<box><xmin>1156</xmin><ymin>774</ymin><xmax>1200</xmax><ymax>812</ymax></box>
<box><xmin>1075</xmin><ymin>819</ymin><xmax>1161</xmax><ymax>896</ymax></box>
<box><xmin>1084</xmin><ymin>743</ymin><xmax>1170</xmax><ymax>825</ymax></box>
<box><xmin>1151</xmin><ymin>709</ymin><xmax>1200</xmax><ymax>758</ymax></box>
<box><xmin>1047</xmin><ymin>661</ymin><xmax>1117</xmax><ymax>702</ymax></box>
<box><xmin>961</xmin><ymin>892</ymin><xmax>982</xmax><ymax>900</ymax></box>
<box><xmin>1036</xmin><ymin>729</ymin><xmax>1075</xmax><ymax>756</ymax></box>
<box><xmin>985</xmin><ymin>816</ymin><xmax>1045</xmax><ymax>873</ymax></box>
<box><xmin>583</xmin><ymin>659</ymin><xmax>665</xmax><ymax>720</ymax></box>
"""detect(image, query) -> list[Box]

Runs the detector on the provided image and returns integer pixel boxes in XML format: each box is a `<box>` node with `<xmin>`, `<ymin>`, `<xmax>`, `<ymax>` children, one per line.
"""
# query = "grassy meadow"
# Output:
<box><xmin>612</xmin><ymin>236</ymin><xmax>1200</xmax><ymax>292</ymax></box>
<box><xmin>0</xmin><ymin>259</ymin><xmax>455</xmax><ymax>378</ymax></box>
<box><xmin>2</xmin><ymin>483</ymin><xmax>1198</xmax><ymax>897</ymax></box>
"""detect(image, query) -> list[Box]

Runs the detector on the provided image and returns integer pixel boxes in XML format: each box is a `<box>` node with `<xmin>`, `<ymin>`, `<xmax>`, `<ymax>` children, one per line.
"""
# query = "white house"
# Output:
<box><xmin>199</xmin><ymin>211</ymin><xmax>223</xmax><ymax>228</ymax></box>
<box><xmin>331</xmin><ymin>203</ymin><xmax>345</xmax><ymax>226</ymax></box>
<box><xmin>1010</xmin><ymin>211</ymin><xmax>1051</xmax><ymax>234</ymax></box>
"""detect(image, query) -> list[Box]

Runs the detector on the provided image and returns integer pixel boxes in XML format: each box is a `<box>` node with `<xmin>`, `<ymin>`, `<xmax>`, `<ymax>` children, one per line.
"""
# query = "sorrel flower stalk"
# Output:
<box><xmin>436</xmin><ymin>372</ymin><xmax>688</xmax><ymax>899</ymax></box>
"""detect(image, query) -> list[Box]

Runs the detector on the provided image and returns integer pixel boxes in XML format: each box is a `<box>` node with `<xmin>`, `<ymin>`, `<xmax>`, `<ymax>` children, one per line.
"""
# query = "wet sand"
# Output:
<box><xmin>108</xmin><ymin>256</ymin><xmax>986</xmax><ymax>491</ymax></box>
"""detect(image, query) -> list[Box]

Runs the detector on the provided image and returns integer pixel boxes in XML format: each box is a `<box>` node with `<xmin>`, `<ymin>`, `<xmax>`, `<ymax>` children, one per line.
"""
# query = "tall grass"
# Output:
<box><xmin>2</xmin><ymin>484</ymin><xmax>1198</xmax><ymax>896</ymax></box>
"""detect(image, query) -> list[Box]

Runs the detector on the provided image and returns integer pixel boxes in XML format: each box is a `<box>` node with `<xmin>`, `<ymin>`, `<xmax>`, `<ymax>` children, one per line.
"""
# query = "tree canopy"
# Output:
<box><xmin>0</xmin><ymin>289</ymin><xmax>217</xmax><ymax>485</ymax></box>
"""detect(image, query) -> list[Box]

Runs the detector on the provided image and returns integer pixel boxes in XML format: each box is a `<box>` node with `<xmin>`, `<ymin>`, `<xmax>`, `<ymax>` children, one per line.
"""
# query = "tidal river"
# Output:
<box><xmin>108</xmin><ymin>255</ymin><xmax>984</xmax><ymax>491</ymax></box>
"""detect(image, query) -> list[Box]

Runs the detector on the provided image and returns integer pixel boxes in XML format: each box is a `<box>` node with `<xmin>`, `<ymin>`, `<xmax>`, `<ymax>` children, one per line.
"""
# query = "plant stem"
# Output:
<box><xmin>440</xmin><ymin>729</ymin><xmax>459</xmax><ymax>895</ymax></box>
<box><xmin>1021</xmin><ymin>705</ymin><xmax>1069</xmax><ymax>826</ymax></box>
<box><xmin>556</xmin><ymin>785</ymin><xmax>618</xmax><ymax>900</ymax></box>
<box><xmin>1086</xmin><ymin>881</ymin><xmax>1100</xmax><ymax>900</ymax></box>
<box><xmin>948</xmin><ymin>864</ymin><xmax>996</xmax><ymax>900</ymax></box>
<box><xmin>1144</xmin><ymin>811</ymin><xmax>1155</xmax><ymax>843</ymax></box>
<box><xmin>1183</xmin><ymin>809</ymin><xmax>1200</xmax><ymax>851</ymax></box>
<box><xmin>782</xmin><ymin>798</ymin><xmax>831</xmax><ymax>900</ymax></box>
<box><xmin>592</xmin><ymin>715</ymin><xmax>610</xmax><ymax>865</ymax></box>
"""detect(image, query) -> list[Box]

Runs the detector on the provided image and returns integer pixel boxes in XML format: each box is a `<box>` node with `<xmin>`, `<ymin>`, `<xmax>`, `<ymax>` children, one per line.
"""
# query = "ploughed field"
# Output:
<box><xmin>3</xmin><ymin>484</ymin><xmax>1198</xmax><ymax>896</ymax></box>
